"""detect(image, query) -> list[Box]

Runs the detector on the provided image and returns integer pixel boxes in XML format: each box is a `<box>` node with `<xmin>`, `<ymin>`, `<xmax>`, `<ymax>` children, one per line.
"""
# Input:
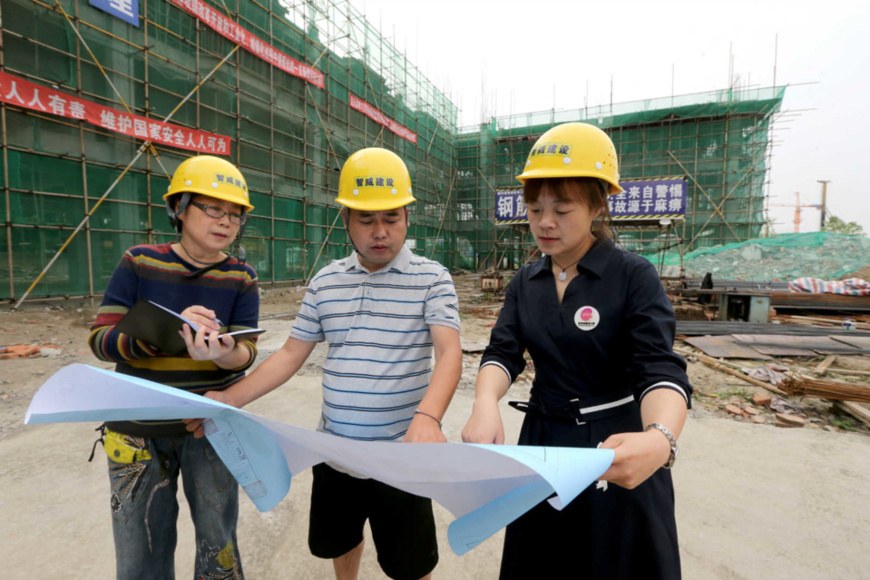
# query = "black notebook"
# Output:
<box><xmin>114</xmin><ymin>299</ymin><xmax>265</xmax><ymax>356</ymax></box>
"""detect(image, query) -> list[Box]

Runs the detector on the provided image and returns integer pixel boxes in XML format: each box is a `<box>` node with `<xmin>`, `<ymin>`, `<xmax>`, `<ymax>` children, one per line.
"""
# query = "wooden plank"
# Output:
<box><xmin>826</xmin><ymin>368</ymin><xmax>870</xmax><ymax>377</ymax></box>
<box><xmin>813</xmin><ymin>355</ymin><xmax>837</xmax><ymax>375</ymax></box>
<box><xmin>682</xmin><ymin>336</ymin><xmax>771</xmax><ymax>359</ymax></box>
<box><xmin>830</xmin><ymin>335</ymin><xmax>870</xmax><ymax>350</ymax></box>
<box><xmin>771</xmin><ymin>292</ymin><xmax>870</xmax><ymax>312</ymax></box>
<box><xmin>732</xmin><ymin>334</ymin><xmax>864</xmax><ymax>356</ymax></box>
<box><xmin>779</xmin><ymin>315</ymin><xmax>870</xmax><ymax>330</ymax></box>
<box><xmin>833</xmin><ymin>401</ymin><xmax>870</xmax><ymax>427</ymax></box>
<box><xmin>677</xmin><ymin>321</ymin><xmax>870</xmax><ymax>337</ymax></box>
<box><xmin>730</xmin><ymin>335</ymin><xmax>816</xmax><ymax>356</ymax></box>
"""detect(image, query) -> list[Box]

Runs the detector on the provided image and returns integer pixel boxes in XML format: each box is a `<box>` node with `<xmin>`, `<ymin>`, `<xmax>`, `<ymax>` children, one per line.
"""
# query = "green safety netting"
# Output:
<box><xmin>642</xmin><ymin>232</ymin><xmax>870</xmax><ymax>281</ymax></box>
<box><xmin>0</xmin><ymin>0</ymin><xmax>785</xmax><ymax>299</ymax></box>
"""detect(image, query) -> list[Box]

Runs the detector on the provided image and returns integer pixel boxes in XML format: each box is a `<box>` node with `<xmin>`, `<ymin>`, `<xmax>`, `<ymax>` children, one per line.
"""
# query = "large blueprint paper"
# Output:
<box><xmin>26</xmin><ymin>364</ymin><xmax>613</xmax><ymax>555</ymax></box>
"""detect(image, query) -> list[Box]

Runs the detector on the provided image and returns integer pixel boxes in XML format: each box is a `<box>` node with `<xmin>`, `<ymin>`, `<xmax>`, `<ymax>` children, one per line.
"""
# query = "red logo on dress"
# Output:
<box><xmin>580</xmin><ymin>308</ymin><xmax>594</xmax><ymax>322</ymax></box>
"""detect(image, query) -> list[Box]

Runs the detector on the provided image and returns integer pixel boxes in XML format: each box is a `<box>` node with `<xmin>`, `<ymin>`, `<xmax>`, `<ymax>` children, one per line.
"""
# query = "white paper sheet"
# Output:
<box><xmin>25</xmin><ymin>364</ymin><xmax>614</xmax><ymax>555</ymax></box>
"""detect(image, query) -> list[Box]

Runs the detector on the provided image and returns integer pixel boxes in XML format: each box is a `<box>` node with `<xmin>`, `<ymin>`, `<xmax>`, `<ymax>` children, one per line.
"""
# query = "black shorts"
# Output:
<box><xmin>308</xmin><ymin>463</ymin><xmax>438</xmax><ymax>580</ymax></box>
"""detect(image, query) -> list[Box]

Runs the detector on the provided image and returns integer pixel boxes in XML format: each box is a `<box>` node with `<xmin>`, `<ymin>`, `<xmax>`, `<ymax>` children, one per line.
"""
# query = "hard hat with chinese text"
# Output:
<box><xmin>336</xmin><ymin>148</ymin><xmax>416</xmax><ymax>211</ymax></box>
<box><xmin>164</xmin><ymin>155</ymin><xmax>254</xmax><ymax>211</ymax></box>
<box><xmin>516</xmin><ymin>122</ymin><xmax>624</xmax><ymax>194</ymax></box>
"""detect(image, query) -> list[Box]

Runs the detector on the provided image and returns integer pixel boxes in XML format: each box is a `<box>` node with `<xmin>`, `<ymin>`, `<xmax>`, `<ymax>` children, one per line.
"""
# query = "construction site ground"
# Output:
<box><xmin>1</xmin><ymin>274</ymin><xmax>869</xmax><ymax>579</ymax></box>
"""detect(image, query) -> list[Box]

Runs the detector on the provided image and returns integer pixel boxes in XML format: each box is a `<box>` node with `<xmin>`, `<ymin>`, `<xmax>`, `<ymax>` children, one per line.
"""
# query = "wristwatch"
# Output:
<box><xmin>644</xmin><ymin>423</ymin><xmax>679</xmax><ymax>469</ymax></box>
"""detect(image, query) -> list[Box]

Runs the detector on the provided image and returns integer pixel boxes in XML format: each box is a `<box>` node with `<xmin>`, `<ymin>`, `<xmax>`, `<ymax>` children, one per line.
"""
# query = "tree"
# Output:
<box><xmin>823</xmin><ymin>215</ymin><xmax>865</xmax><ymax>236</ymax></box>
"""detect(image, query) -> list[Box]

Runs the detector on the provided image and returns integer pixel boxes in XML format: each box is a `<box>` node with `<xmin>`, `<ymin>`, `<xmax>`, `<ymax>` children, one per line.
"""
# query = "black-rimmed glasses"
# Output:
<box><xmin>189</xmin><ymin>201</ymin><xmax>246</xmax><ymax>225</ymax></box>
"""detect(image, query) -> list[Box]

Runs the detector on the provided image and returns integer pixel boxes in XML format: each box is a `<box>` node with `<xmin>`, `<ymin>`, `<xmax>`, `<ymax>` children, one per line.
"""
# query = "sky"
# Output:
<box><xmin>354</xmin><ymin>0</ymin><xmax>870</xmax><ymax>236</ymax></box>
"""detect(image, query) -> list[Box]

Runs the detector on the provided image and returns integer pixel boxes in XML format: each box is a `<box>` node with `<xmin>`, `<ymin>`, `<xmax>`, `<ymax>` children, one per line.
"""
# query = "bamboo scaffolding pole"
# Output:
<box><xmin>428</xmin><ymin>169</ymin><xmax>456</xmax><ymax>260</ymax></box>
<box><xmin>6</xmin><ymin>0</ymin><xmax>458</xmax><ymax>299</ymax></box>
<box><xmin>674</xmin><ymin>346</ymin><xmax>787</xmax><ymax>396</ymax></box>
<box><xmin>301</xmin><ymin>85</ymin><xmax>352</xmax><ymax>284</ymax></box>
<box><xmin>686</xmin><ymin>140</ymin><xmax>771</xmax><ymax>245</ymax></box>
<box><xmin>13</xmin><ymin>44</ymin><xmax>240</xmax><ymax>310</ymax></box>
<box><xmin>305</xmin><ymin>210</ymin><xmax>344</xmax><ymax>283</ymax></box>
<box><xmin>52</xmin><ymin>0</ymin><xmax>170</xmax><ymax>178</ymax></box>
<box><xmin>1</xmin><ymin>0</ymin><xmax>11</xmax><ymax>300</ymax></box>
<box><xmin>666</xmin><ymin>150</ymin><xmax>741</xmax><ymax>242</ymax></box>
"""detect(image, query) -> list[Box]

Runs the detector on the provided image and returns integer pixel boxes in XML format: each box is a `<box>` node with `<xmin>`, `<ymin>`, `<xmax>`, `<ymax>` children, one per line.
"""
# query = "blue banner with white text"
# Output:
<box><xmin>89</xmin><ymin>0</ymin><xmax>139</xmax><ymax>27</ymax></box>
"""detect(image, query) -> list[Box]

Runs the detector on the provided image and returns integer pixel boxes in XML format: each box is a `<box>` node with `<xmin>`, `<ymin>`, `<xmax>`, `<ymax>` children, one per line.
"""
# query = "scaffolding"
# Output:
<box><xmin>0</xmin><ymin>0</ymin><xmax>457</xmax><ymax>300</ymax></box>
<box><xmin>0</xmin><ymin>0</ymin><xmax>785</xmax><ymax>301</ymax></box>
<box><xmin>456</xmin><ymin>87</ymin><xmax>785</xmax><ymax>271</ymax></box>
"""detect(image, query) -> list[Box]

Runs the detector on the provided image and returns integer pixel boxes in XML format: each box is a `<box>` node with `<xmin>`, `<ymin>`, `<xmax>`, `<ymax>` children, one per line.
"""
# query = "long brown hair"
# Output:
<box><xmin>523</xmin><ymin>177</ymin><xmax>614</xmax><ymax>242</ymax></box>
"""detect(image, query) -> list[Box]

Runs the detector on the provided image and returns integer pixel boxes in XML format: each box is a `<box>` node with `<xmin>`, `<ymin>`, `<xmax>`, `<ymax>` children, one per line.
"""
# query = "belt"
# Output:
<box><xmin>509</xmin><ymin>394</ymin><xmax>635</xmax><ymax>425</ymax></box>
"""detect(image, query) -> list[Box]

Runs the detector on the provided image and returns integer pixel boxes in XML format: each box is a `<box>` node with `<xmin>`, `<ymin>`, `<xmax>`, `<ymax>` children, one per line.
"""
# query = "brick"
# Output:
<box><xmin>744</xmin><ymin>406</ymin><xmax>761</xmax><ymax>416</ymax></box>
<box><xmin>775</xmin><ymin>413</ymin><xmax>806</xmax><ymax>428</ymax></box>
<box><xmin>752</xmin><ymin>394</ymin><xmax>773</xmax><ymax>406</ymax></box>
<box><xmin>725</xmin><ymin>404</ymin><xmax>743</xmax><ymax>416</ymax></box>
<box><xmin>751</xmin><ymin>415</ymin><xmax>766</xmax><ymax>424</ymax></box>
<box><xmin>0</xmin><ymin>344</ymin><xmax>41</xmax><ymax>359</ymax></box>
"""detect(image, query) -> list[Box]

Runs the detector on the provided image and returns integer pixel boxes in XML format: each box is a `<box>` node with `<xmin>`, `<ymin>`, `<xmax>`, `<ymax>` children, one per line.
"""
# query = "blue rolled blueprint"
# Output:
<box><xmin>25</xmin><ymin>364</ymin><xmax>614</xmax><ymax>555</ymax></box>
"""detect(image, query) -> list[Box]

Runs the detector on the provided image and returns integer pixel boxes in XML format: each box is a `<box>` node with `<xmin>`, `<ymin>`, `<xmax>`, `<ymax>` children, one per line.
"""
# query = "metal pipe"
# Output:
<box><xmin>13</xmin><ymin>45</ymin><xmax>240</xmax><ymax>309</ymax></box>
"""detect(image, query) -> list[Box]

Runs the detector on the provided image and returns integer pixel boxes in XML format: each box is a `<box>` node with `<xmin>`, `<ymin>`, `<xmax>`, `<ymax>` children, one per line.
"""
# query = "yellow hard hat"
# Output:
<box><xmin>336</xmin><ymin>148</ymin><xmax>416</xmax><ymax>211</ymax></box>
<box><xmin>516</xmin><ymin>122</ymin><xmax>624</xmax><ymax>194</ymax></box>
<box><xmin>164</xmin><ymin>155</ymin><xmax>254</xmax><ymax>211</ymax></box>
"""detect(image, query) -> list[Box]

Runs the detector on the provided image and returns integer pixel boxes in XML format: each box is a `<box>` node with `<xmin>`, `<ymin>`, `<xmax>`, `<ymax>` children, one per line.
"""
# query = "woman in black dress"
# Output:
<box><xmin>462</xmin><ymin>122</ymin><xmax>691</xmax><ymax>579</ymax></box>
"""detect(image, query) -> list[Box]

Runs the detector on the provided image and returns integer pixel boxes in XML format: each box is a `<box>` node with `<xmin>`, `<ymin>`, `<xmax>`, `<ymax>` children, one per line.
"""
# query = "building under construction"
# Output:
<box><xmin>0</xmin><ymin>0</ymin><xmax>784</xmax><ymax>300</ymax></box>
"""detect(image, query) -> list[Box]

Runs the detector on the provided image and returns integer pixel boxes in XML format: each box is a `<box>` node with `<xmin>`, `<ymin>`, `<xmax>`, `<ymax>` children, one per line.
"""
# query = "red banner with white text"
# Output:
<box><xmin>169</xmin><ymin>0</ymin><xmax>324</xmax><ymax>88</ymax></box>
<box><xmin>0</xmin><ymin>70</ymin><xmax>232</xmax><ymax>155</ymax></box>
<box><xmin>349</xmin><ymin>95</ymin><xmax>417</xmax><ymax>144</ymax></box>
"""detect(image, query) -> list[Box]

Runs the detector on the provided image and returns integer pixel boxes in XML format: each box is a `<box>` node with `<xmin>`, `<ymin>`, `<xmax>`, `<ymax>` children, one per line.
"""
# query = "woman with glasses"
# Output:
<box><xmin>88</xmin><ymin>155</ymin><xmax>260</xmax><ymax>579</ymax></box>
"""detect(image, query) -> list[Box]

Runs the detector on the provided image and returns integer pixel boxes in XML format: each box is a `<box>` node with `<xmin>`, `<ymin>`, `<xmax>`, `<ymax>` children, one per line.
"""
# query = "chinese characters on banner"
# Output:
<box><xmin>608</xmin><ymin>178</ymin><xmax>687</xmax><ymax>220</ymax></box>
<box><xmin>89</xmin><ymin>0</ymin><xmax>139</xmax><ymax>27</ymax></box>
<box><xmin>169</xmin><ymin>0</ymin><xmax>324</xmax><ymax>89</ymax></box>
<box><xmin>495</xmin><ymin>189</ymin><xmax>528</xmax><ymax>224</ymax></box>
<box><xmin>349</xmin><ymin>95</ymin><xmax>418</xmax><ymax>144</ymax></box>
<box><xmin>495</xmin><ymin>177</ymin><xmax>688</xmax><ymax>225</ymax></box>
<box><xmin>0</xmin><ymin>71</ymin><xmax>232</xmax><ymax>155</ymax></box>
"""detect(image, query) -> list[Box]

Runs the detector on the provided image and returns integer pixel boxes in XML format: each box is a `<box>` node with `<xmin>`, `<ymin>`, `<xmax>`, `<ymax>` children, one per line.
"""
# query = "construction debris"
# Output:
<box><xmin>813</xmin><ymin>355</ymin><xmax>838</xmax><ymax>375</ymax></box>
<box><xmin>659</xmin><ymin>232</ymin><xmax>870</xmax><ymax>281</ymax></box>
<box><xmin>0</xmin><ymin>344</ymin><xmax>62</xmax><ymax>360</ymax></box>
<box><xmin>782</xmin><ymin>375</ymin><xmax>870</xmax><ymax>404</ymax></box>
<box><xmin>775</xmin><ymin>413</ymin><xmax>807</xmax><ymax>428</ymax></box>
<box><xmin>676</xmin><ymin>321</ymin><xmax>870</xmax><ymax>337</ymax></box>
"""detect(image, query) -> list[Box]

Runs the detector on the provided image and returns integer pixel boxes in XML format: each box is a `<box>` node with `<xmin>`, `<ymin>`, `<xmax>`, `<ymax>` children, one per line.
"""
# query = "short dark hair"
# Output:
<box><xmin>523</xmin><ymin>177</ymin><xmax>614</xmax><ymax>242</ymax></box>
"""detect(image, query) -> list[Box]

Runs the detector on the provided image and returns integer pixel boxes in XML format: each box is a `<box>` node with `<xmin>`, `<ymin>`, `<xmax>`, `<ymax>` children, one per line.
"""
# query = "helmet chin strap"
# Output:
<box><xmin>166</xmin><ymin>192</ymin><xmax>192</xmax><ymax>234</ymax></box>
<box><xmin>234</xmin><ymin>218</ymin><xmax>247</xmax><ymax>264</ymax></box>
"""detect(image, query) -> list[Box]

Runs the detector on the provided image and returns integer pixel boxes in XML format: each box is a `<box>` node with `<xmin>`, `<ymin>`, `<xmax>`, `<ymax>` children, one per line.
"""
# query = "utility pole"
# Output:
<box><xmin>817</xmin><ymin>180</ymin><xmax>830</xmax><ymax>230</ymax></box>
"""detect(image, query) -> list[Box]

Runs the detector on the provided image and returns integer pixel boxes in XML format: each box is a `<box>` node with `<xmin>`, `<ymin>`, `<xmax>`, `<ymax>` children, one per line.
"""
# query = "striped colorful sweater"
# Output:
<box><xmin>89</xmin><ymin>243</ymin><xmax>259</xmax><ymax>437</ymax></box>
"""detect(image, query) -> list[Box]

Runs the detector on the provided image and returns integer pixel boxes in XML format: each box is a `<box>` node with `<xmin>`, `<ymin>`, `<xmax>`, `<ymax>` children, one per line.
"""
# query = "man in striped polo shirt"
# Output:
<box><xmin>188</xmin><ymin>148</ymin><xmax>462</xmax><ymax>580</ymax></box>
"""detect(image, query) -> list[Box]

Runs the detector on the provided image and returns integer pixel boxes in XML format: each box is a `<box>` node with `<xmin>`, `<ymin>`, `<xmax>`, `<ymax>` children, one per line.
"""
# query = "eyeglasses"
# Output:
<box><xmin>189</xmin><ymin>201</ymin><xmax>246</xmax><ymax>225</ymax></box>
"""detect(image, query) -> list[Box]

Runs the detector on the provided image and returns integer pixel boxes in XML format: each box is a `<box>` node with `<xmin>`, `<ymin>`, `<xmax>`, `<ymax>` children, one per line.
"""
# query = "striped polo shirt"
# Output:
<box><xmin>291</xmin><ymin>245</ymin><xmax>460</xmax><ymax>441</ymax></box>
